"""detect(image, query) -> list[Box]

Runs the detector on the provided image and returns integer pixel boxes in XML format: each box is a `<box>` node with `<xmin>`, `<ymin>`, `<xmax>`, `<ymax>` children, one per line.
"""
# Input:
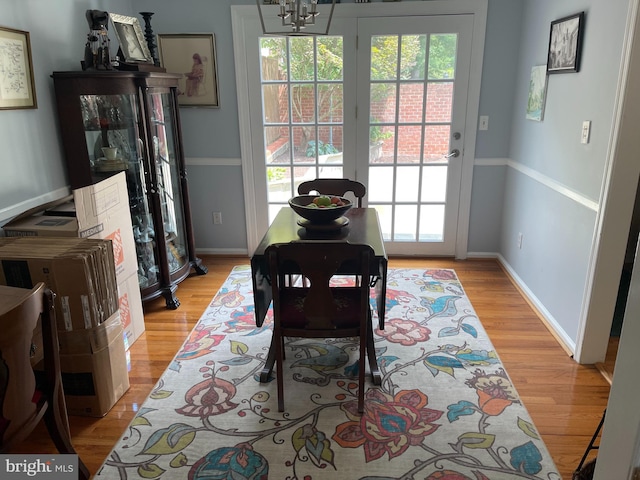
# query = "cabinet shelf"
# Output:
<box><xmin>52</xmin><ymin>71</ymin><xmax>208</xmax><ymax>309</ymax></box>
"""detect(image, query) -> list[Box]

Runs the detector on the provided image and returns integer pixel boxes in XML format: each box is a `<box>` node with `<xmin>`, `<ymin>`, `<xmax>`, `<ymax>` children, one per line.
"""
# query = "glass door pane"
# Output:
<box><xmin>148</xmin><ymin>92</ymin><xmax>188</xmax><ymax>276</ymax></box>
<box><xmin>80</xmin><ymin>93</ymin><xmax>160</xmax><ymax>287</ymax></box>
<box><xmin>259</xmin><ymin>36</ymin><xmax>345</xmax><ymax>224</ymax></box>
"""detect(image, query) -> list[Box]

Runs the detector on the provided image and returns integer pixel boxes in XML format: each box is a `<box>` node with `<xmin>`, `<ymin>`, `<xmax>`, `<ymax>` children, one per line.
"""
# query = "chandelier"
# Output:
<box><xmin>256</xmin><ymin>0</ymin><xmax>337</xmax><ymax>36</ymax></box>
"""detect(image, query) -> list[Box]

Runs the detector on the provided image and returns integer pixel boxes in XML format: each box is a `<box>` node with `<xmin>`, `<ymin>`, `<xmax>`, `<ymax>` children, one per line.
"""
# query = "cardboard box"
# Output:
<box><xmin>54</xmin><ymin>312</ymin><xmax>130</xmax><ymax>417</ymax></box>
<box><xmin>118</xmin><ymin>272</ymin><xmax>145</xmax><ymax>349</ymax></box>
<box><xmin>1</xmin><ymin>174</ymin><xmax>145</xmax><ymax>348</ymax></box>
<box><xmin>0</xmin><ymin>241</ymin><xmax>118</xmax><ymax>331</ymax></box>
<box><xmin>2</xmin><ymin>174</ymin><xmax>137</xmax><ymax>285</ymax></box>
<box><xmin>73</xmin><ymin>173</ymin><xmax>138</xmax><ymax>283</ymax></box>
<box><xmin>3</xmin><ymin>215</ymin><xmax>78</xmax><ymax>237</ymax></box>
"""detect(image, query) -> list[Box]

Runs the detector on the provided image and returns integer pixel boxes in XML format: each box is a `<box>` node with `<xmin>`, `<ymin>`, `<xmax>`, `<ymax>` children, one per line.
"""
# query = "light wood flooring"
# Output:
<box><xmin>11</xmin><ymin>256</ymin><xmax>613</xmax><ymax>479</ymax></box>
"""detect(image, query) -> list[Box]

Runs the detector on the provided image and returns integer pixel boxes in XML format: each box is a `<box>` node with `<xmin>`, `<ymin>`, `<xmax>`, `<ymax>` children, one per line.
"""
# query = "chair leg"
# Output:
<box><xmin>281</xmin><ymin>335</ymin><xmax>286</xmax><ymax>360</ymax></box>
<box><xmin>43</xmin><ymin>404</ymin><xmax>90</xmax><ymax>480</ymax></box>
<box><xmin>358</xmin><ymin>325</ymin><xmax>367</xmax><ymax>413</ymax></box>
<box><xmin>275</xmin><ymin>329</ymin><xmax>285</xmax><ymax>412</ymax></box>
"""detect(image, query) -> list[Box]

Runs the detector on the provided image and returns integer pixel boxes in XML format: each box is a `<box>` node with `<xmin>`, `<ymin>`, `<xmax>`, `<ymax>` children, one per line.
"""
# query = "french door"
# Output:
<box><xmin>357</xmin><ymin>16</ymin><xmax>472</xmax><ymax>255</ymax></box>
<box><xmin>234</xmin><ymin>5</ymin><xmax>482</xmax><ymax>256</ymax></box>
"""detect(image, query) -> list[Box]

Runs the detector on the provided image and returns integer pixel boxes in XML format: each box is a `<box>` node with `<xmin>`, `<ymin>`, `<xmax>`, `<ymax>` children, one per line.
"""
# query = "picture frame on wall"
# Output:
<box><xmin>547</xmin><ymin>12</ymin><xmax>584</xmax><ymax>74</ymax></box>
<box><xmin>158</xmin><ymin>34</ymin><xmax>219</xmax><ymax>108</ymax></box>
<box><xmin>110</xmin><ymin>13</ymin><xmax>153</xmax><ymax>64</ymax></box>
<box><xmin>526</xmin><ymin>65</ymin><xmax>548</xmax><ymax>122</ymax></box>
<box><xmin>0</xmin><ymin>26</ymin><xmax>37</xmax><ymax>110</ymax></box>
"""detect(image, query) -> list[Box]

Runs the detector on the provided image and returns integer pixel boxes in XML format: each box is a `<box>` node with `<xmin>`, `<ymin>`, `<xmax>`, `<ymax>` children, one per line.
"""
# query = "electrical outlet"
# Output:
<box><xmin>517</xmin><ymin>232</ymin><xmax>523</xmax><ymax>249</ymax></box>
<box><xmin>213</xmin><ymin>212</ymin><xmax>222</xmax><ymax>224</ymax></box>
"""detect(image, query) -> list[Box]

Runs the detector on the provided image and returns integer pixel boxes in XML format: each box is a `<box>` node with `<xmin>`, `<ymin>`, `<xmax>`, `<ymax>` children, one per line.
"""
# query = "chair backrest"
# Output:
<box><xmin>0</xmin><ymin>283</ymin><xmax>46</xmax><ymax>449</ymax></box>
<box><xmin>298</xmin><ymin>179</ymin><xmax>366</xmax><ymax>207</ymax></box>
<box><xmin>267</xmin><ymin>241</ymin><xmax>372</xmax><ymax>331</ymax></box>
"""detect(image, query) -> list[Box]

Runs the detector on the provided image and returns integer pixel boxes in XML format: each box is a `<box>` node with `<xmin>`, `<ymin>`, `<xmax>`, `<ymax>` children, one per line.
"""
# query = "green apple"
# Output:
<box><xmin>314</xmin><ymin>195</ymin><xmax>332</xmax><ymax>207</ymax></box>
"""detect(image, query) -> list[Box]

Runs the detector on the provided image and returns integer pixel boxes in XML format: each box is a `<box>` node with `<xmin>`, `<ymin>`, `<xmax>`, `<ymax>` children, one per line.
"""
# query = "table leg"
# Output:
<box><xmin>367</xmin><ymin>312</ymin><xmax>382</xmax><ymax>385</ymax></box>
<box><xmin>251</xmin><ymin>259</ymin><xmax>272</xmax><ymax>328</ymax></box>
<box><xmin>376</xmin><ymin>259</ymin><xmax>387</xmax><ymax>330</ymax></box>
<box><xmin>260</xmin><ymin>334</ymin><xmax>276</xmax><ymax>383</ymax></box>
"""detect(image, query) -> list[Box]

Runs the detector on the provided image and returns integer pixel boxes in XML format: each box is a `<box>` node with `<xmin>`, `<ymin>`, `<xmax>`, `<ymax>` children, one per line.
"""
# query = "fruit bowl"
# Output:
<box><xmin>289</xmin><ymin>195</ymin><xmax>352</xmax><ymax>224</ymax></box>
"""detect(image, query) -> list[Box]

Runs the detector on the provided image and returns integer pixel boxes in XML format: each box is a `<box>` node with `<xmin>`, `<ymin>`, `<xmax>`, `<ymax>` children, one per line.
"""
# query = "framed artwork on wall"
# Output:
<box><xmin>547</xmin><ymin>12</ymin><xmax>585</xmax><ymax>74</ymax></box>
<box><xmin>526</xmin><ymin>65</ymin><xmax>548</xmax><ymax>121</ymax></box>
<box><xmin>0</xmin><ymin>26</ymin><xmax>37</xmax><ymax>110</ymax></box>
<box><xmin>110</xmin><ymin>13</ymin><xmax>153</xmax><ymax>64</ymax></box>
<box><xmin>158</xmin><ymin>34</ymin><xmax>219</xmax><ymax>108</ymax></box>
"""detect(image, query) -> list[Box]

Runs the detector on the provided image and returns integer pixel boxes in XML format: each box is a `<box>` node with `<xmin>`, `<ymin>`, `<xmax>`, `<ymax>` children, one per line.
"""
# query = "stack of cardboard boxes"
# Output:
<box><xmin>2</xmin><ymin>173</ymin><xmax>144</xmax><ymax>416</ymax></box>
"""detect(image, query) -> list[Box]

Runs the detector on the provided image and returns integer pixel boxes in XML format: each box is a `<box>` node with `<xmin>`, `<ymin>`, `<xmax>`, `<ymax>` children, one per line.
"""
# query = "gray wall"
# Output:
<box><xmin>0</xmin><ymin>0</ymin><xmax>519</xmax><ymax>254</ymax></box>
<box><xmin>0</xmin><ymin>0</ymin><xmax>131</xmax><ymax>222</ymax></box>
<box><xmin>500</xmin><ymin>0</ymin><xmax>630</xmax><ymax>346</ymax></box>
<box><xmin>0</xmin><ymin>0</ymin><xmax>634</xmax><ymax>352</ymax></box>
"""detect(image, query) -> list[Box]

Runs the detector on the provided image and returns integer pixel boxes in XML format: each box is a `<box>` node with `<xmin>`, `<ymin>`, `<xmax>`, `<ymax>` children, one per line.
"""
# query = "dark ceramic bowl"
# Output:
<box><xmin>289</xmin><ymin>195</ymin><xmax>352</xmax><ymax>224</ymax></box>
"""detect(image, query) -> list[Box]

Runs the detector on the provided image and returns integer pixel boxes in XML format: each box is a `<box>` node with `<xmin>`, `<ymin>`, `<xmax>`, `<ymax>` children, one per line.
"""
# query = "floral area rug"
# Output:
<box><xmin>96</xmin><ymin>266</ymin><xmax>560</xmax><ymax>480</ymax></box>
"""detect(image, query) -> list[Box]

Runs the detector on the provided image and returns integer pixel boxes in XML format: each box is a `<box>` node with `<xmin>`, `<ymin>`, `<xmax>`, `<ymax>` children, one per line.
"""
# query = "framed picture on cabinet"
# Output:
<box><xmin>158</xmin><ymin>34</ymin><xmax>219</xmax><ymax>108</ymax></box>
<box><xmin>0</xmin><ymin>26</ymin><xmax>37</xmax><ymax>110</ymax></box>
<box><xmin>110</xmin><ymin>13</ymin><xmax>153</xmax><ymax>64</ymax></box>
<box><xmin>547</xmin><ymin>12</ymin><xmax>584</xmax><ymax>74</ymax></box>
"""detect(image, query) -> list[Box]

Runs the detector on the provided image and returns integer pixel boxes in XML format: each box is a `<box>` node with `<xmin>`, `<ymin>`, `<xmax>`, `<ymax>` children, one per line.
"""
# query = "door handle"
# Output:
<box><xmin>444</xmin><ymin>149</ymin><xmax>460</xmax><ymax>158</ymax></box>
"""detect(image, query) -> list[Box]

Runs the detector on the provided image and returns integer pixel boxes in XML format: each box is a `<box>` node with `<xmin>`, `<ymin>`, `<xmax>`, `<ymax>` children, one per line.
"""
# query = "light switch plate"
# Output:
<box><xmin>581</xmin><ymin>120</ymin><xmax>591</xmax><ymax>144</ymax></box>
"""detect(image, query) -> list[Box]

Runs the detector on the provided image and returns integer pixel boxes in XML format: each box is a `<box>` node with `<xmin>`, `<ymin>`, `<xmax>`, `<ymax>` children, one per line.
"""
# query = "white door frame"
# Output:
<box><xmin>574</xmin><ymin>0</ymin><xmax>640</xmax><ymax>366</ymax></box>
<box><xmin>232</xmin><ymin>1</ymin><xmax>487</xmax><ymax>256</ymax></box>
<box><xmin>592</xmin><ymin>0</ymin><xmax>640</xmax><ymax>477</ymax></box>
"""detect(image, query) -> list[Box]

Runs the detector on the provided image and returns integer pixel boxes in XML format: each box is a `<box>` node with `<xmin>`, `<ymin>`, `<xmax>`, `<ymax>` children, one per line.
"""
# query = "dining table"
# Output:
<box><xmin>250</xmin><ymin>206</ymin><xmax>388</xmax><ymax>382</ymax></box>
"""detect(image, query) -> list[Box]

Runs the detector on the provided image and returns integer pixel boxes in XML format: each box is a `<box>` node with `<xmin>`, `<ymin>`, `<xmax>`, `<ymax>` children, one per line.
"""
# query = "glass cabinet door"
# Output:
<box><xmin>79</xmin><ymin>93</ymin><xmax>161</xmax><ymax>288</ymax></box>
<box><xmin>148</xmin><ymin>92</ymin><xmax>188</xmax><ymax>275</ymax></box>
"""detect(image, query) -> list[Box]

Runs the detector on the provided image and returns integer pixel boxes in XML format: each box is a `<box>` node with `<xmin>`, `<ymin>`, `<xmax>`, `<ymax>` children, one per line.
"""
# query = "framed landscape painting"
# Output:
<box><xmin>526</xmin><ymin>65</ymin><xmax>548</xmax><ymax>121</ymax></box>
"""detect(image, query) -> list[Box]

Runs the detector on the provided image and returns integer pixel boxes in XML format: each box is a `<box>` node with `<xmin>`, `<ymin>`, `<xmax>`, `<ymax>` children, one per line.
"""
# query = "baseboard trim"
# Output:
<box><xmin>595</xmin><ymin>362</ymin><xmax>614</xmax><ymax>386</ymax></box>
<box><xmin>466</xmin><ymin>251</ymin><xmax>499</xmax><ymax>258</ymax></box>
<box><xmin>196</xmin><ymin>247</ymin><xmax>249</xmax><ymax>256</ymax></box>
<box><xmin>496</xmin><ymin>253</ymin><xmax>576</xmax><ymax>357</ymax></box>
<box><xmin>0</xmin><ymin>187</ymin><xmax>71</xmax><ymax>226</ymax></box>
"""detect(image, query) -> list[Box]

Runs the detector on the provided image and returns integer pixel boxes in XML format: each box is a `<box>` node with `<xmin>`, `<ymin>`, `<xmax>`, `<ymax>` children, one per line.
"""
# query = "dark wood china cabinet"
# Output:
<box><xmin>51</xmin><ymin>71</ymin><xmax>207</xmax><ymax>309</ymax></box>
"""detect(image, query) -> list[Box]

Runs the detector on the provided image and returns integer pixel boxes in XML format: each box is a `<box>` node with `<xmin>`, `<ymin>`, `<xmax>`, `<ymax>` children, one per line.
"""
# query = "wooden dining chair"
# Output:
<box><xmin>298</xmin><ymin>178</ymin><xmax>367</xmax><ymax>207</ymax></box>
<box><xmin>0</xmin><ymin>283</ymin><xmax>90</xmax><ymax>480</ymax></box>
<box><xmin>266</xmin><ymin>241</ymin><xmax>377</xmax><ymax>413</ymax></box>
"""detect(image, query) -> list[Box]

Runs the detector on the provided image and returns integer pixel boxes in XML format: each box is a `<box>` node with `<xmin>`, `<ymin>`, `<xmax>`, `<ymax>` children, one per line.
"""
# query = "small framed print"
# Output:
<box><xmin>0</xmin><ymin>26</ymin><xmax>37</xmax><ymax>110</ymax></box>
<box><xmin>110</xmin><ymin>13</ymin><xmax>153</xmax><ymax>63</ymax></box>
<box><xmin>158</xmin><ymin>34</ymin><xmax>219</xmax><ymax>108</ymax></box>
<box><xmin>526</xmin><ymin>65</ymin><xmax>548</xmax><ymax>122</ymax></box>
<box><xmin>547</xmin><ymin>12</ymin><xmax>585</xmax><ymax>74</ymax></box>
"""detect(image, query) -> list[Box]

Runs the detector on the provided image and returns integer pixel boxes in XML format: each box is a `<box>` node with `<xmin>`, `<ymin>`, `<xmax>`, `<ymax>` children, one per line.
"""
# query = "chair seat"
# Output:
<box><xmin>280</xmin><ymin>287</ymin><xmax>363</xmax><ymax>330</ymax></box>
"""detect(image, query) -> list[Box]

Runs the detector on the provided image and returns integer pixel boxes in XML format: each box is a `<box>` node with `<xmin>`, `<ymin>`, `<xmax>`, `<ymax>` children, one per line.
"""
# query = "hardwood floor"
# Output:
<box><xmin>10</xmin><ymin>256</ymin><xmax>611</xmax><ymax>479</ymax></box>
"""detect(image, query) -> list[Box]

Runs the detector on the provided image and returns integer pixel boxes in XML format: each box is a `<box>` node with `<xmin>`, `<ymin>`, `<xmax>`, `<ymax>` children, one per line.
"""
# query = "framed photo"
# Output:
<box><xmin>158</xmin><ymin>34</ymin><xmax>219</xmax><ymax>108</ymax></box>
<box><xmin>110</xmin><ymin>13</ymin><xmax>153</xmax><ymax>63</ymax></box>
<box><xmin>0</xmin><ymin>26</ymin><xmax>37</xmax><ymax>110</ymax></box>
<box><xmin>526</xmin><ymin>65</ymin><xmax>548</xmax><ymax>122</ymax></box>
<box><xmin>547</xmin><ymin>12</ymin><xmax>584</xmax><ymax>74</ymax></box>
